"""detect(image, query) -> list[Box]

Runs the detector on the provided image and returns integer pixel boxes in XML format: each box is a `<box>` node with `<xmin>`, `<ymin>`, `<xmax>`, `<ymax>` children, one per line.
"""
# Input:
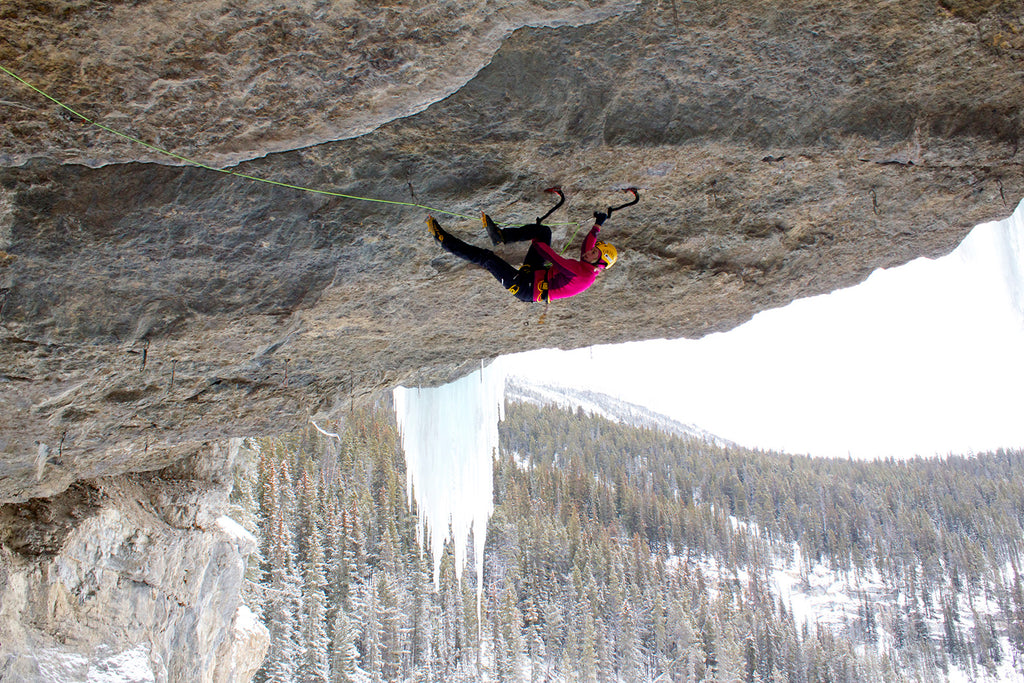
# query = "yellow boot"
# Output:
<box><xmin>426</xmin><ymin>215</ymin><xmax>445</xmax><ymax>243</ymax></box>
<box><xmin>482</xmin><ymin>212</ymin><xmax>503</xmax><ymax>245</ymax></box>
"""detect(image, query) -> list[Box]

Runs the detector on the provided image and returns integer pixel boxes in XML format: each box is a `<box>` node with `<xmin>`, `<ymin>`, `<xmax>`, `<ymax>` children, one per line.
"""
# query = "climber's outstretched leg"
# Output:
<box><xmin>482</xmin><ymin>187</ymin><xmax>563</xmax><ymax>246</ymax></box>
<box><xmin>481</xmin><ymin>213</ymin><xmax>552</xmax><ymax>249</ymax></box>
<box><xmin>427</xmin><ymin>216</ymin><xmax>520</xmax><ymax>290</ymax></box>
<box><xmin>499</xmin><ymin>222</ymin><xmax>551</xmax><ymax>246</ymax></box>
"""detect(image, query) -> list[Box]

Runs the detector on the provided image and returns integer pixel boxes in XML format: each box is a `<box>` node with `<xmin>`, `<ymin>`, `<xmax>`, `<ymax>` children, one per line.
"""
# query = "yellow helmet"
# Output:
<box><xmin>596</xmin><ymin>241</ymin><xmax>618</xmax><ymax>268</ymax></box>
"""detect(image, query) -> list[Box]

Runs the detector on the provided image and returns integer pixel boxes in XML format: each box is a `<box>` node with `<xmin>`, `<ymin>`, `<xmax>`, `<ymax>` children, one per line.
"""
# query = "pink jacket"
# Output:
<box><xmin>530</xmin><ymin>225</ymin><xmax>603</xmax><ymax>302</ymax></box>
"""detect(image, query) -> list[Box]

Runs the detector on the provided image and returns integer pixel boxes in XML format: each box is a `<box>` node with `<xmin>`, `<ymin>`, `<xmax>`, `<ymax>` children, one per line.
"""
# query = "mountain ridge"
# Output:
<box><xmin>506</xmin><ymin>376</ymin><xmax>733</xmax><ymax>446</ymax></box>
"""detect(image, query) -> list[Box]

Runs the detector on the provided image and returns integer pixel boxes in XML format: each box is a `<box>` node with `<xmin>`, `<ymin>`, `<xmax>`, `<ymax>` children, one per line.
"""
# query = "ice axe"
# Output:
<box><xmin>535</xmin><ymin>186</ymin><xmax>565</xmax><ymax>225</ymax></box>
<box><xmin>595</xmin><ymin>187</ymin><xmax>640</xmax><ymax>223</ymax></box>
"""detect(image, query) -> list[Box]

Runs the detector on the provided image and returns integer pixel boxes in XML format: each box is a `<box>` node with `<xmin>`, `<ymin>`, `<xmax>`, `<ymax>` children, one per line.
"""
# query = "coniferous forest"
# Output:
<box><xmin>233</xmin><ymin>401</ymin><xmax>1024</xmax><ymax>682</ymax></box>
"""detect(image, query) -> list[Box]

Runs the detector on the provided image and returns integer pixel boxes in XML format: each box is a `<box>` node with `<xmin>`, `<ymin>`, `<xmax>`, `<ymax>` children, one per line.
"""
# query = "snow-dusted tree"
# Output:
<box><xmin>696</xmin><ymin>601</ymin><xmax>719</xmax><ymax>682</ymax></box>
<box><xmin>360</xmin><ymin>574</ymin><xmax>382</xmax><ymax>682</ymax></box>
<box><xmin>437</xmin><ymin>541</ymin><xmax>465</xmax><ymax>676</ymax></box>
<box><xmin>299</xmin><ymin>516</ymin><xmax>330</xmax><ymax>682</ymax></box>
<box><xmin>495</xmin><ymin>583</ymin><xmax>525</xmax><ymax>682</ymax></box>
<box><xmin>375</xmin><ymin>573</ymin><xmax>405</xmax><ymax>681</ymax></box>
<box><xmin>259</xmin><ymin>458</ymin><xmax>302</xmax><ymax>682</ymax></box>
<box><xmin>407</xmin><ymin>552</ymin><xmax>434</xmax><ymax>673</ymax></box>
<box><xmin>578</xmin><ymin>612</ymin><xmax>598</xmax><ymax>683</ymax></box>
<box><xmin>615</xmin><ymin>597</ymin><xmax>642</xmax><ymax>681</ymax></box>
<box><xmin>329</xmin><ymin>607</ymin><xmax>360</xmax><ymax>683</ymax></box>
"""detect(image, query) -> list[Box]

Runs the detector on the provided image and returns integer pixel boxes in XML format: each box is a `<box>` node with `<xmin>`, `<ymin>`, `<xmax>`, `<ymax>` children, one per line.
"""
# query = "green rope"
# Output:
<box><xmin>560</xmin><ymin>223</ymin><xmax>588</xmax><ymax>254</ymax></box>
<box><xmin>0</xmin><ymin>64</ymin><xmax>480</xmax><ymax>220</ymax></box>
<box><xmin>1</xmin><ymin>64</ymin><xmax>590</xmax><ymax>238</ymax></box>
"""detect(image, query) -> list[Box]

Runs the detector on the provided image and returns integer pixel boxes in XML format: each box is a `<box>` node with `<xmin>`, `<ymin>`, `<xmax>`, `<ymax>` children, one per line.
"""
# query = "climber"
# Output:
<box><xmin>426</xmin><ymin>188</ymin><xmax>627</xmax><ymax>303</ymax></box>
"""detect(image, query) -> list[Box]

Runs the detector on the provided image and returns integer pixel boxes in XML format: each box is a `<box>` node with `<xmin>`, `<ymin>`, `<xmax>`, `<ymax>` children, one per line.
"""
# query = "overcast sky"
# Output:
<box><xmin>506</xmin><ymin>200</ymin><xmax>1024</xmax><ymax>460</ymax></box>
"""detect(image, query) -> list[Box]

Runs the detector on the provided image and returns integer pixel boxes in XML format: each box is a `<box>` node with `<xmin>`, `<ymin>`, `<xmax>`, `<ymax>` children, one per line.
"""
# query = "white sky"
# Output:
<box><xmin>506</xmin><ymin>200</ymin><xmax>1024</xmax><ymax>460</ymax></box>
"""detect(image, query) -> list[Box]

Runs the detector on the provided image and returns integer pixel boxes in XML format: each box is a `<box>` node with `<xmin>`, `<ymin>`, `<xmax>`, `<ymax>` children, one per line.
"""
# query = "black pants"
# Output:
<box><xmin>437</xmin><ymin>223</ymin><xmax>552</xmax><ymax>303</ymax></box>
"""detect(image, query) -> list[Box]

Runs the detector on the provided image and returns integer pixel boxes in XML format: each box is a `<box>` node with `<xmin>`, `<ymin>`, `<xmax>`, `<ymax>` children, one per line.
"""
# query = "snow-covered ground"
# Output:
<box><xmin>686</xmin><ymin>529</ymin><xmax>1024</xmax><ymax>682</ymax></box>
<box><xmin>27</xmin><ymin>645</ymin><xmax>156</xmax><ymax>683</ymax></box>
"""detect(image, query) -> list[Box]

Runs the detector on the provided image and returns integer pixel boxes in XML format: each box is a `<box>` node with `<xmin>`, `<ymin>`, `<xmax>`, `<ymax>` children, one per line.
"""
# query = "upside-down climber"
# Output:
<box><xmin>426</xmin><ymin>187</ymin><xmax>638</xmax><ymax>303</ymax></box>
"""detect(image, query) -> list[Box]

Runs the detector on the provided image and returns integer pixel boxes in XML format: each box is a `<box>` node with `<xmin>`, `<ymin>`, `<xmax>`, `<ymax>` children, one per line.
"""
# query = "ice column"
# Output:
<box><xmin>393</xmin><ymin>359</ymin><xmax>507</xmax><ymax>603</ymax></box>
<box><xmin>956</xmin><ymin>197</ymin><xmax>1024</xmax><ymax>325</ymax></box>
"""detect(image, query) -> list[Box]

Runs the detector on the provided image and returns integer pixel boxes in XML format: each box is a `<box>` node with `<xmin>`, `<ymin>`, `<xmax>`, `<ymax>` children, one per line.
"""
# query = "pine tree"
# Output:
<box><xmin>260</xmin><ymin>458</ymin><xmax>302</xmax><ymax>682</ymax></box>
<box><xmin>375</xmin><ymin>573</ymin><xmax>404</xmax><ymax>681</ymax></box>
<box><xmin>495</xmin><ymin>584</ymin><xmax>525</xmax><ymax>682</ymax></box>
<box><xmin>329</xmin><ymin>608</ymin><xmax>360</xmax><ymax>683</ymax></box>
<box><xmin>361</xmin><ymin>574</ymin><xmax>382</xmax><ymax>682</ymax></box>
<box><xmin>299</xmin><ymin>517</ymin><xmax>330</xmax><ymax>682</ymax></box>
<box><xmin>437</xmin><ymin>540</ymin><xmax>465</xmax><ymax>677</ymax></box>
<box><xmin>698</xmin><ymin>602</ymin><xmax>719</xmax><ymax>682</ymax></box>
<box><xmin>579</xmin><ymin>612</ymin><xmax>599</xmax><ymax>683</ymax></box>
<box><xmin>407</xmin><ymin>551</ymin><xmax>433</xmax><ymax>674</ymax></box>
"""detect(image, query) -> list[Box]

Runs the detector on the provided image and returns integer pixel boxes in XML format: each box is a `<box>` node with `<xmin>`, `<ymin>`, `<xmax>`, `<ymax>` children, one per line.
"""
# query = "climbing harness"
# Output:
<box><xmin>536</xmin><ymin>279</ymin><xmax>550</xmax><ymax>301</ymax></box>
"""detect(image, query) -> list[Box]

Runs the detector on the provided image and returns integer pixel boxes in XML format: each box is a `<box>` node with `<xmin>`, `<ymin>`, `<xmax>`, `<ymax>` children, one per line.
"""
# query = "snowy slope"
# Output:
<box><xmin>689</xmin><ymin>520</ymin><xmax>1024</xmax><ymax>682</ymax></box>
<box><xmin>506</xmin><ymin>376</ymin><xmax>734</xmax><ymax>446</ymax></box>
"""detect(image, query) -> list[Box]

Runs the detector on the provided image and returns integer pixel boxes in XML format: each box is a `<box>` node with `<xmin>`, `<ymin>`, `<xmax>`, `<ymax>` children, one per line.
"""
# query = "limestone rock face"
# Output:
<box><xmin>0</xmin><ymin>0</ymin><xmax>634</xmax><ymax>169</ymax></box>
<box><xmin>1</xmin><ymin>0</ymin><xmax>1022</xmax><ymax>676</ymax></box>
<box><xmin>0</xmin><ymin>441</ymin><xmax>267</xmax><ymax>682</ymax></box>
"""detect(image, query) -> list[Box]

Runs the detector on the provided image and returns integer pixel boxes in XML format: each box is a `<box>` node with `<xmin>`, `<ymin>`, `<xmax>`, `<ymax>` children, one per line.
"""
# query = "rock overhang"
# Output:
<box><xmin>0</xmin><ymin>0</ymin><xmax>1022</xmax><ymax>502</ymax></box>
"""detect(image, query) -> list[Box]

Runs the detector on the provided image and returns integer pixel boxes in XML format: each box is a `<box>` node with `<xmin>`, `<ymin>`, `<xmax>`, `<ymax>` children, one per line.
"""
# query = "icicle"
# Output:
<box><xmin>393</xmin><ymin>358</ymin><xmax>508</xmax><ymax>623</ymax></box>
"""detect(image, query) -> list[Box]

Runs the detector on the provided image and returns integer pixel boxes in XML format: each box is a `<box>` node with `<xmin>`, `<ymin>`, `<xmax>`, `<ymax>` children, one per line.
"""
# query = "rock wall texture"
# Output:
<box><xmin>1</xmin><ymin>0</ymin><xmax>1023</xmax><ymax>676</ymax></box>
<box><xmin>0</xmin><ymin>440</ymin><xmax>268</xmax><ymax>682</ymax></box>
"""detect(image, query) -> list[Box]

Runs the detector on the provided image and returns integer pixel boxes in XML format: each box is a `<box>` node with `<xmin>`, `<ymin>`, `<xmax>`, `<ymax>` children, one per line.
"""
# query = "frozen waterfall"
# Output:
<box><xmin>393</xmin><ymin>359</ymin><xmax>509</xmax><ymax>605</ymax></box>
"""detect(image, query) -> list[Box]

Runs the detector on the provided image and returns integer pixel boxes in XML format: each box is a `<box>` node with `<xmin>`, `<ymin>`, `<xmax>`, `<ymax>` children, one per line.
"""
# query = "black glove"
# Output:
<box><xmin>594</xmin><ymin>211</ymin><xmax>608</xmax><ymax>226</ymax></box>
